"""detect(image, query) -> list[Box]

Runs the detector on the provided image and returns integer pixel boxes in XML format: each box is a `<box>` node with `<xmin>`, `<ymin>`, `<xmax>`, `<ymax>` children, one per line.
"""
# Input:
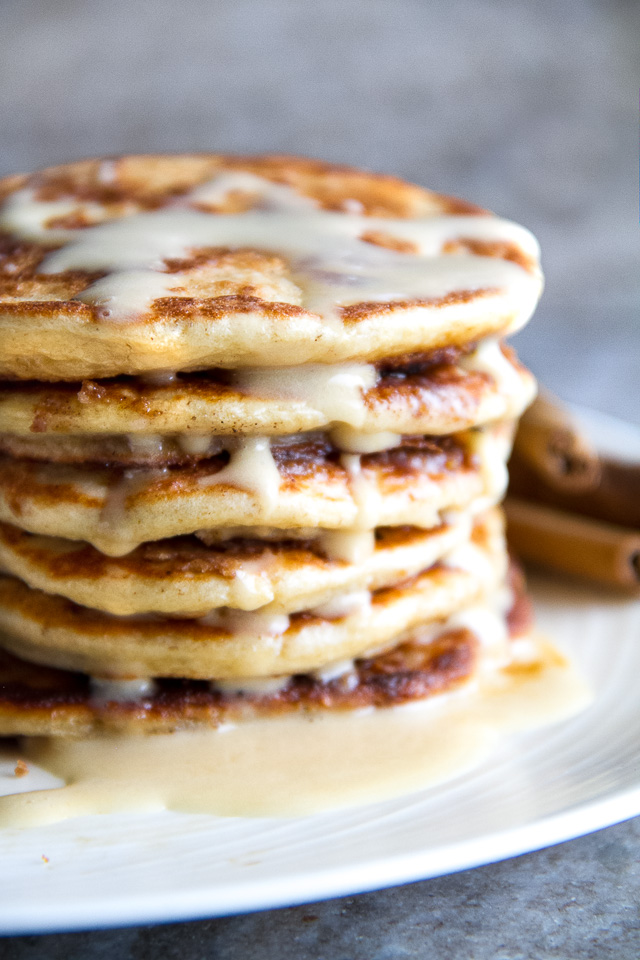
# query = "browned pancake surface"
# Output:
<box><xmin>0</xmin><ymin>629</ymin><xmax>478</xmax><ymax>736</ymax></box>
<box><xmin>0</xmin><ymin>154</ymin><xmax>486</xmax><ymax>222</ymax></box>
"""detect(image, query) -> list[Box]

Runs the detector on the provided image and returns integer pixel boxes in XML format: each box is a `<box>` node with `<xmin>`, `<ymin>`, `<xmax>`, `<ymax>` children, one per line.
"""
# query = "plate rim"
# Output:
<box><xmin>1</xmin><ymin>786</ymin><xmax>640</xmax><ymax>935</ymax></box>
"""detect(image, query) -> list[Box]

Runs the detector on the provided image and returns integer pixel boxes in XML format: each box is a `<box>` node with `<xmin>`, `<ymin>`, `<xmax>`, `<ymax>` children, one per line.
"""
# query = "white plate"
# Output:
<box><xmin>0</xmin><ymin>407</ymin><xmax>639</xmax><ymax>935</ymax></box>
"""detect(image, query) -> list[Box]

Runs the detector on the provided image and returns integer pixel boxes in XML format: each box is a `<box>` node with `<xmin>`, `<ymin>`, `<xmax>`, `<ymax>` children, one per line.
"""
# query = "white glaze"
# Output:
<box><xmin>199</xmin><ymin>436</ymin><xmax>281</xmax><ymax>511</ymax></box>
<box><xmin>1</xmin><ymin>176</ymin><xmax>541</xmax><ymax>325</ymax></box>
<box><xmin>90</xmin><ymin>677</ymin><xmax>157</xmax><ymax>703</ymax></box>
<box><xmin>234</xmin><ymin>363</ymin><xmax>377</xmax><ymax>427</ymax></box>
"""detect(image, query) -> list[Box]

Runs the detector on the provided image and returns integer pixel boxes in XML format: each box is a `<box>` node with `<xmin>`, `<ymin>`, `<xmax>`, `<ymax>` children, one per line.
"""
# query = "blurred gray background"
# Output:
<box><xmin>0</xmin><ymin>0</ymin><xmax>638</xmax><ymax>421</ymax></box>
<box><xmin>1</xmin><ymin>0</ymin><xmax>639</xmax><ymax>956</ymax></box>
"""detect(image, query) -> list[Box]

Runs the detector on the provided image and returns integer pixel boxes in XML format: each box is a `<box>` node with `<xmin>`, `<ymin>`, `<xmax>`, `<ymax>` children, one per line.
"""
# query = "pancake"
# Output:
<box><xmin>0</xmin><ymin>340</ymin><xmax>536</xmax><ymax>441</ymax></box>
<box><xmin>0</xmin><ymin>510</ymin><xmax>506</xmax><ymax>679</ymax></box>
<box><xmin>0</xmin><ymin>155</ymin><xmax>542</xmax><ymax>380</ymax></box>
<box><xmin>0</xmin><ymin>340</ymin><xmax>537</xmax><ymax>464</ymax></box>
<box><xmin>0</xmin><ymin>424</ymin><xmax>512</xmax><ymax>555</ymax></box>
<box><xmin>0</xmin><ymin>512</ymin><xmax>481</xmax><ymax>616</ymax></box>
<box><xmin>0</xmin><ymin>625</ymin><xmax>481</xmax><ymax>738</ymax></box>
<box><xmin>0</xmin><ymin>633</ymin><xmax>478</xmax><ymax>736</ymax></box>
<box><xmin>0</xmin><ymin>561</ymin><xmax>531</xmax><ymax>737</ymax></box>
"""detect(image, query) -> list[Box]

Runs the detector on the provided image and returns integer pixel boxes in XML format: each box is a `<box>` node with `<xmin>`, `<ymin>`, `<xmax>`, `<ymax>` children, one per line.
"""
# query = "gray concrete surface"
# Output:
<box><xmin>0</xmin><ymin>0</ymin><xmax>638</xmax><ymax>954</ymax></box>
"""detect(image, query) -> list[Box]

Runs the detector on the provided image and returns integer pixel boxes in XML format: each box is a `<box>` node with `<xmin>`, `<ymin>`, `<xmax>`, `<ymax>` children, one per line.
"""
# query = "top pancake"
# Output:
<box><xmin>0</xmin><ymin>155</ymin><xmax>542</xmax><ymax>380</ymax></box>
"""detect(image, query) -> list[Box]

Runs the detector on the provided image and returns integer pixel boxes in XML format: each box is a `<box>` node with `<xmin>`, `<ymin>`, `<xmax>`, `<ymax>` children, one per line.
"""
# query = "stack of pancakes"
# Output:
<box><xmin>0</xmin><ymin>155</ymin><xmax>542</xmax><ymax>736</ymax></box>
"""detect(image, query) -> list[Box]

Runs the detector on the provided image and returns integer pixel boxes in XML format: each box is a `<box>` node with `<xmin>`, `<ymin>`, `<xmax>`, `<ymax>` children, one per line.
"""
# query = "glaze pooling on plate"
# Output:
<box><xmin>0</xmin><ymin>636</ymin><xmax>588</xmax><ymax>827</ymax></box>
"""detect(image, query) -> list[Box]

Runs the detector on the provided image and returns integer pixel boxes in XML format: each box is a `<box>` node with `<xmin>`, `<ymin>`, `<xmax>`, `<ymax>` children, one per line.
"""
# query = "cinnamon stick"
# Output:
<box><xmin>509</xmin><ymin>392</ymin><xmax>640</xmax><ymax>530</ymax></box>
<box><xmin>505</xmin><ymin>498</ymin><xmax>640</xmax><ymax>592</ymax></box>
<box><xmin>513</xmin><ymin>391</ymin><xmax>602</xmax><ymax>492</ymax></box>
